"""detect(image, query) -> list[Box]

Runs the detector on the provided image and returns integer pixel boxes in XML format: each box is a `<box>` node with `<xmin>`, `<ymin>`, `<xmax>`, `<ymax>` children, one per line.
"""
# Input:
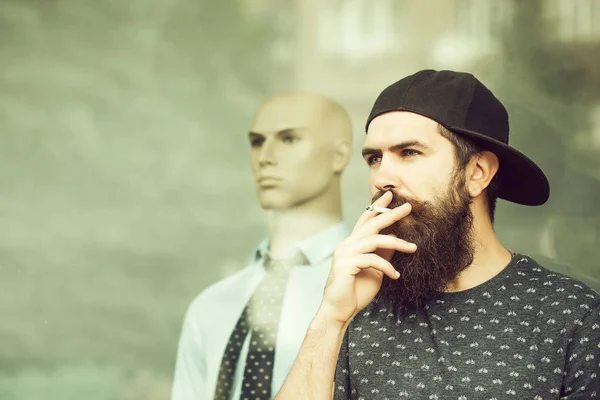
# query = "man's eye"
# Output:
<box><xmin>250</xmin><ymin>139</ymin><xmax>264</xmax><ymax>148</ymax></box>
<box><xmin>403</xmin><ymin>149</ymin><xmax>421</xmax><ymax>157</ymax></box>
<box><xmin>367</xmin><ymin>156</ymin><xmax>381</xmax><ymax>166</ymax></box>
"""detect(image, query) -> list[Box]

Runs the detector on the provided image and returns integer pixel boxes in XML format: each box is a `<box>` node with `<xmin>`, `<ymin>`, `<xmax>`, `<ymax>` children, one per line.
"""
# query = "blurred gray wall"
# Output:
<box><xmin>0</xmin><ymin>0</ymin><xmax>598</xmax><ymax>398</ymax></box>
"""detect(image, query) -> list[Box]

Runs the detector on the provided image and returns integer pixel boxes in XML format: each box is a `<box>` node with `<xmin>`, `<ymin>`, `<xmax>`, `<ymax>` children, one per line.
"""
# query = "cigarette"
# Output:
<box><xmin>365</xmin><ymin>205</ymin><xmax>392</xmax><ymax>213</ymax></box>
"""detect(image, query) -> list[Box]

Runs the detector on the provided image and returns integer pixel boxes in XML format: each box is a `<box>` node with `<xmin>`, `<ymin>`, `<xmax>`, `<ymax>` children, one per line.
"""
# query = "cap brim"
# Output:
<box><xmin>448</xmin><ymin>126</ymin><xmax>550</xmax><ymax>206</ymax></box>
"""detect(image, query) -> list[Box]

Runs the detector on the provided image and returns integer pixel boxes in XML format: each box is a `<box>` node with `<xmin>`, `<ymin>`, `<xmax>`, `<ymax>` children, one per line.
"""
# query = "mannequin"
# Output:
<box><xmin>172</xmin><ymin>92</ymin><xmax>354</xmax><ymax>400</ymax></box>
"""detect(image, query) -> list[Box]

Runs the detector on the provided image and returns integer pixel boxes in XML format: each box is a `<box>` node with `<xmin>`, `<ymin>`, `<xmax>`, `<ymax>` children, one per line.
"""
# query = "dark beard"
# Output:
<box><xmin>373</xmin><ymin>176</ymin><xmax>475</xmax><ymax>311</ymax></box>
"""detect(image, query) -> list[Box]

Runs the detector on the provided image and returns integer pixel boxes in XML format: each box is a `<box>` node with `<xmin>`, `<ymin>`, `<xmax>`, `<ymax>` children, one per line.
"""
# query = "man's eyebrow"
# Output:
<box><xmin>389</xmin><ymin>140</ymin><xmax>430</xmax><ymax>152</ymax></box>
<box><xmin>361</xmin><ymin>140</ymin><xmax>430</xmax><ymax>158</ymax></box>
<box><xmin>361</xmin><ymin>147</ymin><xmax>382</xmax><ymax>158</ymax></box>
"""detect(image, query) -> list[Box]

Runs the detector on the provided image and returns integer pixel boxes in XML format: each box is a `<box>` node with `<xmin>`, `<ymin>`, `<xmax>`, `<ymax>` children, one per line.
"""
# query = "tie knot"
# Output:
<box><xmin>263</xmin><ymin>251</ymin><xmax>309</xmax><ymax>272</ymax></box>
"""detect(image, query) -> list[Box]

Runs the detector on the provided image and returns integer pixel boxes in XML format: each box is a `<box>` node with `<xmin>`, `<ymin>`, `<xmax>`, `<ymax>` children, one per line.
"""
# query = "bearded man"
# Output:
<box><xmin>274</xmin><ymin>70</ymin><xmax>600</xmax><ymax>399</ymax></box>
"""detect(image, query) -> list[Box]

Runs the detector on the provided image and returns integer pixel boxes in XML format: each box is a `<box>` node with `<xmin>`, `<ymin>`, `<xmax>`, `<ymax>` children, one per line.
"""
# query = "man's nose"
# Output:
<box><xmin>373</xmin><ymin>158</ymin><xmax>401</xmax><ymax>192</ymax></box>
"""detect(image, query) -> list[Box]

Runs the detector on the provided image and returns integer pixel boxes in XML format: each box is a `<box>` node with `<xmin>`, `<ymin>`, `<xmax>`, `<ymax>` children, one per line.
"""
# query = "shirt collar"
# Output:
<box><xmin>253</xmin><ymin>222</ymin><xmax>350</xmax><ymax>266</ymax></box>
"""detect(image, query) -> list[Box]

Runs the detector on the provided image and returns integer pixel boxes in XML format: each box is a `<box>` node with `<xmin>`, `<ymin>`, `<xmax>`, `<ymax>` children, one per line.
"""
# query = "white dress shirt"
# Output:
<box><xmin>172</xmin><ymin>222</ymin><xmax>349</xmax><ymax>400</ymax></box>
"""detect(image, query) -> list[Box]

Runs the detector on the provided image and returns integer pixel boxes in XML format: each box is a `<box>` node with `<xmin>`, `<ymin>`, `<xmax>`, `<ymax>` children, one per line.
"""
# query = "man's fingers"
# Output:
<box><xmin>347</xmin><ymin>234</ymin><xmax>417</xmax><ymax>255</ymax></box>
<box><xmin>336</xmin><ymin>253</ymin><xmax>399</xmax><ymax>280</ymax></box>
<box><xmin>375</xmin><ymin>235</ymin><xmax>399</xmax><ymax>262</ymax></box>
<box><xmin>349</xmin><ymin>202</ymin><xmax>412</xmax><ymax>239</ymax></box>
<box><xmin>352</xmin><ymin>191</ymin><xmax>393</xmax><ymax>233</ymax></box>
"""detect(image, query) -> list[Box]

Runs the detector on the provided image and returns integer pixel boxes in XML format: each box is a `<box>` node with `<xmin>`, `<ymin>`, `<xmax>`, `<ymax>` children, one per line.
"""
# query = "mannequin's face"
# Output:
<box><xmin>248</xmin><ymin>95</ymin><xmax>338</xmax><ymax>210</ymax></box>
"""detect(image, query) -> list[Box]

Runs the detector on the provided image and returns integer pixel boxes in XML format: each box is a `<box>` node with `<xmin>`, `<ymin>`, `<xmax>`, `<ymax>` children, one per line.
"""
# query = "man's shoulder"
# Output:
<box><xmin>511</xmin><ymin>253</ymin><xmax>600</xmax><ymax>307</ymax></box>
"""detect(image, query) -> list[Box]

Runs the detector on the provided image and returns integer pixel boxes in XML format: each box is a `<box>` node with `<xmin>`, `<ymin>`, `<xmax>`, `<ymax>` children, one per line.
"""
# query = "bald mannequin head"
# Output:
<box><xmin>248</xmin><ymin>92</ymin><xmax>353</xmax><ymax>211</ymax></box>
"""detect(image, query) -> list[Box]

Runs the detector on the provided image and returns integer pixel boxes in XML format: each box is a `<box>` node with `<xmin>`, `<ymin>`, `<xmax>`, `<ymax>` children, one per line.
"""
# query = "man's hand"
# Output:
<box><xmin>318</xmin><ymin>191</ymin><xmax>416</xmax><ymax>326</ymax></box>
<box><xmin>274</xmin><ymin>192</ymin><xmax>416</xmax><ymax>400</ymax></box>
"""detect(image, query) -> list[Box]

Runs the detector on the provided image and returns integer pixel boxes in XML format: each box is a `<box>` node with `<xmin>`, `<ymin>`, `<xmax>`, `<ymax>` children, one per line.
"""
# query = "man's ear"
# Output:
<box><xmin>333</xmin><ymin>140</ymin><xmax>351</xmax><ymax>174</ymax></box>
<box><xmin>467</xmin><ymin>151</ymin><xmax>499</xmax><ymax>197</ymax></box>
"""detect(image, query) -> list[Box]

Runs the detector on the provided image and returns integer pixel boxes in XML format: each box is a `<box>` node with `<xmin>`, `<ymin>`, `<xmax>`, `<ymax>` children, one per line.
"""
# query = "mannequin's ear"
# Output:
<box><xmin>333</xmin><ymin>140</ymin><xmax>351</xmax><ymax>173</ymax></box>
<box><xmin>466</xmin><ymin>151</ymin><xmax>499</xmax><ymax>198</ymax></box>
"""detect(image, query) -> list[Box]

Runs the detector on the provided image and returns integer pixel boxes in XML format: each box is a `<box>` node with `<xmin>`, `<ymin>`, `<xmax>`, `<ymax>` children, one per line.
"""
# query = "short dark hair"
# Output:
<box><xmin>438</xmin><ymin>124</ymin><xmax>501</xmax><ymax>223</ymax></box>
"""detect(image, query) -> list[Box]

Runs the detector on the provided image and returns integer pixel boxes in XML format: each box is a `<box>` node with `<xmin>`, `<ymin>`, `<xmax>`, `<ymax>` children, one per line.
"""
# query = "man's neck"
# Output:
<box><xmin>445</xmin><ymin>209</ymin><xmax>513</xmax><ymax>293</ymax></box>
<box><xmin>266</xmin><ymin>195</ymin><xmax>342</xmax><ymax>259</ymax></box>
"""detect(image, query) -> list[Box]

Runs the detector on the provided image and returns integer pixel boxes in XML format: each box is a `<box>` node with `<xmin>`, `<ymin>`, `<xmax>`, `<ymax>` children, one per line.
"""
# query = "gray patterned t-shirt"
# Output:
<box><xmin>335</xmin><ymin>254</ymin><xmax>600</xmax><ymax>399</ymax></box>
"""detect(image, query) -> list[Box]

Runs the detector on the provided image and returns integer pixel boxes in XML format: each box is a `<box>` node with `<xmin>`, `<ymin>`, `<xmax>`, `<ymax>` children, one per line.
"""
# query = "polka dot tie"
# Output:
<box><xmin>214</xmin><ymin>252</ymin><xmax>308</xmax><ymax>400</ymax></box>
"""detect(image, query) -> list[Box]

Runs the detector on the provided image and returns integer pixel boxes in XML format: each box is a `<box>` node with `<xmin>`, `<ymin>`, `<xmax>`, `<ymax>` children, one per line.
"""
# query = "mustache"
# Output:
<box><xmin>372</xmin><ymin>189</ymin><xmax>410</xmax><ymax>207</ymax></box>
<box><xmin>371</xmin><ymin>190</ymin><xmax>430</xmax><ymax>219</ymax></box>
